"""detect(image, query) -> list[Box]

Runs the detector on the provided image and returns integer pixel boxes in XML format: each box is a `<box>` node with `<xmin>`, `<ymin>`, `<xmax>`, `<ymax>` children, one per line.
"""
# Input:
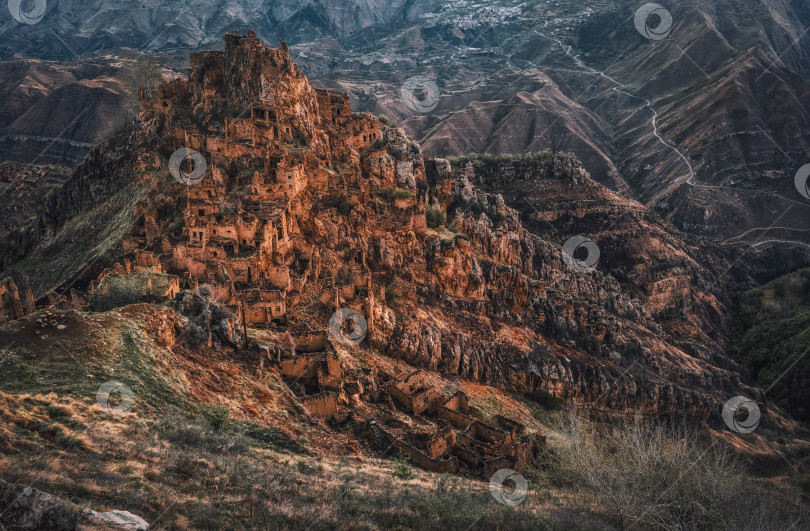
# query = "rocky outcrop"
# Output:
<box><xmin>0</xmin><ymin>479</ymin><xmax>149</xmax><ymax>530</ymax></box>
<box><xmin>77</xmin><ymin>510</ymin><xmax>149</xmax><ymax>531</ymax></box>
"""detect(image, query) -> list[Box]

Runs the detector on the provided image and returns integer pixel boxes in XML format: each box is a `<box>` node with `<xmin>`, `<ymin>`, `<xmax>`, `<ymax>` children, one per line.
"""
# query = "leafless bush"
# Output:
<box><xmin>173</xmin><ymin>287</ymin><xmax>244</xmax><ymax>348</ymax></box>
<box><xmin>118</xmin><ymin>55</ymin><xmax>162</xmax><ymax>114</ymax></box>
<box><xmin>543</xmin><ymin>416</ymin><xmax>809</xmax><ymax>530</ymax></box>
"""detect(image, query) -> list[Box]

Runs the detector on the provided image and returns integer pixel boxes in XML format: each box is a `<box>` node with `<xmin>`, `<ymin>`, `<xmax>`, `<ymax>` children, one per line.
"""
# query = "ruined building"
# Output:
<box><xmin>373</xmin><ymin>372</ymin><xmax>545</xmax><ymax>477</ymax></box>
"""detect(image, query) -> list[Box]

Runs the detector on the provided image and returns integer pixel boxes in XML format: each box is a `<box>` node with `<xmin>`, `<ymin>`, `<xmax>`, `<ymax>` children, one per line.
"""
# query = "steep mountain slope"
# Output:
<box><xmin>0</xmin><ymin>162</ymin><xmax>71</xmax><ymax>237</ymax></box>
<box><xmin>342</xmin><ymin>0</ymin><xmax>810</xmax><ymax>243</ymax></box>
<box><xmin>411</xmin><ymin>78</ymin><xmax>623</xmax><ymax>190</ymax></box>
<box><xmin>569</xmin><ymin>2</ymin><xmax>810</xmax><ymax>243</ymax></box>
<box><xmin>0</xmin><ymin>59</ymin><xmax>126</xmax><ymax>166</ymax></box>
<box><xmin>4</xmin><ymin>302</ymin><xmax>803</xmax><ymax>530</ymax></box>
<box><xmin>0</xmin><ymin>302</ymin><xmax>563</xmax><ymax>529</ymax></box>
<box><xmin>732</xmin><ymin>268</ymin><xmax>810</xmax><ymax>421</ymax></box>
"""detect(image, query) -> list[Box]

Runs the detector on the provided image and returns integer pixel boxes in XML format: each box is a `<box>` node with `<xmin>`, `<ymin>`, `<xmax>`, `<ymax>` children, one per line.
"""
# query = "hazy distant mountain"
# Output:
<box><xmin>0</xmin><ymin>0</ymin><xmax>441</xmax><ymax>60</ymax></box>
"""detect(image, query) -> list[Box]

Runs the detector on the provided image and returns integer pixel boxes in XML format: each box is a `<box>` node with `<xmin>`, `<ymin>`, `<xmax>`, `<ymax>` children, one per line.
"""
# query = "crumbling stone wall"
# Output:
<box><xmin>388</xmin><ymin>371</ymin><xmax>442</xmax><ymax>415</ymax></box>
<box><xmin>395</xmin><ymin>439</ymin><xmax>459</xmax><ymax>474</ymax></box>
<box><xmin>426</xmin><ymin>427</ymin><xmax>456</xmax><ymax>459</ymax></box>
<box><xmin>437</xmin><ymin>391</ymin><xmax>474</xmax><ymax>428</ymax></box>
<box><xmin>0</xmin><ymin>278</ymin><xmax>32</xmax><ymax>324</ymax></box>
<box><xmin>379</xmin><ymin>380</ymin><xmax>541</xmax><ymax>477</ymax></box>
<box><xmin>301</xmin><ymin>392</ymin><xmax>338</xmax><ymax>418</ymax></box>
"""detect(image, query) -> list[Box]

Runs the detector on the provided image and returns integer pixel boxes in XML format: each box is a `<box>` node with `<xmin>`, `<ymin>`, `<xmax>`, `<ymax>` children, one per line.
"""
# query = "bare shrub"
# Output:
<box><xmin>89</xmin><ymin>272</ymin><xmax>175</xmax><ymax>312</ymax></box>
<box><xmin>543</xmin><ymin>416</ymin><xmax>809</xmax><ymax>530</ymax></box>
<box><xmin>173</xmin><ymin>288</ymin><xmax>244</xmax><ymax>348</ymax></box>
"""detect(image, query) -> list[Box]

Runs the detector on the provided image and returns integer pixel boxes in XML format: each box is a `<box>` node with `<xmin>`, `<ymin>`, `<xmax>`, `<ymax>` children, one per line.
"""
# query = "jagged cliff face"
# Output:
<box><xmin>1</xmin><ymin>33</ymin><xmax>755</xmax><ymax>422</ymax></box>
<box><xmin>367</xmin><ymin>154</ymin><xmax>742</xmax><ymax>418</ymax></box>
<box><xmin>423</xmin><ymin>156</ymin><xmax>744</xmax><ymax>415</ymax></box>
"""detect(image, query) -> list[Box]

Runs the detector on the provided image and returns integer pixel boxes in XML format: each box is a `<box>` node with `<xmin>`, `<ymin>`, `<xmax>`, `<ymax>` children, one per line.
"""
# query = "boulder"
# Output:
<box><xmin>76</xmin><ymin>510</ymin><xmax>150</xmax><ymax>530</ymax></box>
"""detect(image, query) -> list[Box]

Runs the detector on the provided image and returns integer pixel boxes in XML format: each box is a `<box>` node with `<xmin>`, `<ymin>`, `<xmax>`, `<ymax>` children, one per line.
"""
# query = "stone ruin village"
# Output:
<box><xmin>264</xmin><ymin>335</ymin><xmax>543</xmax><ymax>477</ymax></box>
<box><xmin>1</xmin><ymin>31</ymin><xmax>544</xmax><ymax>478</ymax></box>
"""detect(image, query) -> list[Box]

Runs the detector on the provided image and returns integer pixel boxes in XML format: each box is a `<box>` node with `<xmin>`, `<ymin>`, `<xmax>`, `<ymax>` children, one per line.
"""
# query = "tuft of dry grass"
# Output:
<box><xmin>0</xmin><ymin>391</ymin><xmax>573</xmax><ymax>530</ymax></box>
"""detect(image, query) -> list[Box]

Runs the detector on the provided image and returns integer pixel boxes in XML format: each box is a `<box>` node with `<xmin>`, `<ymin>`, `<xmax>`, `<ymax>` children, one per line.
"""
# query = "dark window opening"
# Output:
<box><xmin>198</xmin><ymin>209</ymin><xmax>204</xmax><ymax>216</ymax></box>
